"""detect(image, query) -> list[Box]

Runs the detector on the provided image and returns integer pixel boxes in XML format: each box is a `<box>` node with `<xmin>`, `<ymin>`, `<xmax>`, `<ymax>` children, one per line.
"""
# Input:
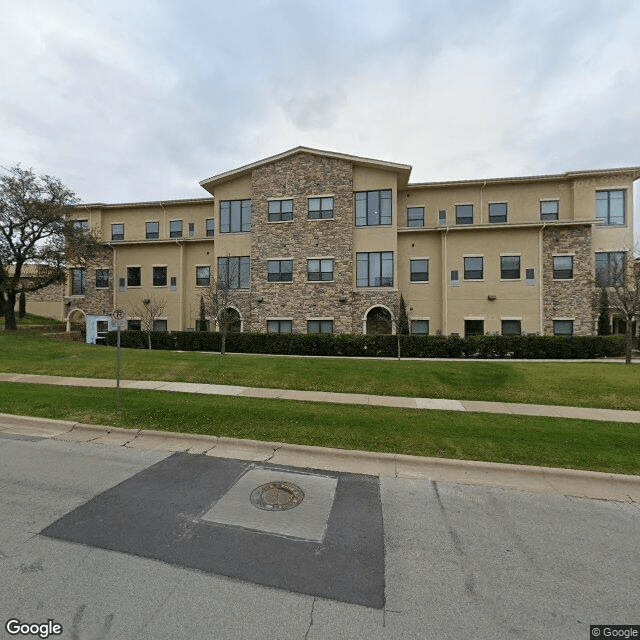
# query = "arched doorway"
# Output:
<box><xmin>365</xmin><ymin>306</ymin><xmax>392</xmax><ymax>335</ymax></box>
<box><xmin>66</xmin><ymin>308</ymin><xmax>86</xmax><ymax>335</ymax></box>
<box><xmin>219</xmin><ymin>307</ymin><xmax>242</xmax><ymax>333</ymax></box>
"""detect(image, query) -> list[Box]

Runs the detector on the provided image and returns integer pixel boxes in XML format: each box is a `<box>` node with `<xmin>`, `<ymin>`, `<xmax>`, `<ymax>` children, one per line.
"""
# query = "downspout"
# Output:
<box><xmin>539</xmin><ymin>223</ymin><xmax>546</xmax><ymax>335</ymax></box>
<box><xmin>110</xmin><ymin>243</ymin><xmax>117</xmax><ymax>313</ymax></box>
<box><xmin>177</xmin><ymin>239</ymin><xmax>183</xmax><ymax>330</ymax></box>
<box><xmin>442</xmin><ymin>227</ymin><xmax>449</xmax><ymax>335</ymax></box>
<box><xmin>479</xmin><ymin>181</ymin><xmax>486</xmax><ymax>224</ymax></box>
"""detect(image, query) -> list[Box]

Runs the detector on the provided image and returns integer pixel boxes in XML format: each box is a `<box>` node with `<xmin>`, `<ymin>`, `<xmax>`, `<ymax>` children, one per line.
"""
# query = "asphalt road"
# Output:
<box><xmin>0</xmin><ymin>433</ymin><xmax>638</xmax><ymax>640</ymax></box>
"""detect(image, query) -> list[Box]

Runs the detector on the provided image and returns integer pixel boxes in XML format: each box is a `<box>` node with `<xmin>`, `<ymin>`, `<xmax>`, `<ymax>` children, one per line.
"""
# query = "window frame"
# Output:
<box><xmin>267</xmin><ymin>259</ymin><xmax>293</xmax><ymax>283</ymax></box>
<box><xmin>500</xmin><ymin>255</ymin><xmax>521</xmax><ymax>280</ymax></box>
<box><xmin>407</xmin><ymin>207</ymin><xmax>424</xmax><ymax>227</ymax></box>
<box><xmin>169</xmin><ymin>220</ymin><xmax>183</xmax><ymax>238</ymax></box>
<box><xmin>488</xmin><ymin>202</ymin><xmax>507</xmax><ymax>224</ymax></box>
<box><xmin>501</xmin><ymin>319</ymin><xmax>522</xmax><ymax>335</ymax></box>
<box><xmin>73</xmin><ymin>219</ymin><xmax>89</xmax><ymax>232</ymax></box>
<box><xmin>95</xmin><ymin>268</ymin><xmax>109</xmax><ymax>289</ymax></box>
<box><xmin>126</xmin><ymin>266</ymin><xmax>141</xmax><ymax>288</ymax></box>
<box><xmin>127</xmin><ymin>319</ymin><xmax>142</xmax><ymax>331</ymax></box>
<box><xmin>455</xmin><ymin>204</ymin><xmax>473</xmax><ymax>225</ymax></box>
<box><xmin>595</xmin><ymin>251</ymin><xmax>625</xmax><ymax>287</ymax></box>
<box><xmin>410</xmin><ymin>319</ymin><xmax>429</xmax><ymax>335</ymax></box>
<box><xmin>355</xmin><ymin>189</ymin><xmax>392</xmax><ymax>226</ymax></box>
<box><xmin>464</xmin><ymin>319</ymin><xmax>485</xmax><ymax>337</ymax></box>
<box><xmin>307</xmin><ymin>258</ymin><xmax>334</xmax><ymax>282</ymax></box>
<box><xmin>111</xmin><ymin>223</ymin><xmax>124</xmax><ymax>241</ymax></box>
<box><xmin>308</xmin><ymin>196</ymin><xmax>334</xmax><ymax>220</ymax></box>
<box><xmin>307</xmin><ymin>319</ymin><xmax>333</xmax><ymax>334</ymax></box>
<box><xmin>356</xmin><ymin>251</ymin><xmax>394</xmax><ymax>288</ymax></box>
<box><xmin>409</xmin><ymin>258</ymin><xmax>429</xmax><ymax>282</ymax></box>
<box><xmin>195</xmin><ymin>265</ymin><xmax>211</xmax><ymax>287</ymax></box>
<box><xmin>268</xmin><ymin>199</ymin><xmax>293</xmax><ymax>223</ymax></box>
<box><xmin>596</xmin><ymin>190</ymin><xmax>625</xmax><ymax>226</ymax></box>
<box><xmin>463</xmin><ymin>256</ymin><xmax>484</xmax><ymax>280</ymax></box>
<box><xmin>217</xmin><ymin>256</ymin><xmax>250</xmax><ymax>289</ymax></box>
<box><xmin>205</xmin><ymin>218</ymin><xmax>215</xmax><ymax>237</ymax></box>
<box><xmin>540</xmin><ymin>199</ymin><xmax>559</xmax><ymax>221</ymax></box>
<box><xmin>71</xmin><ymin>268</ymin><xmax>86</xmax><ymax>296</ymax></box>
<box><xmin>267</xmin><ymin>319</ymin><xmax>293</xmax><ymax>334</ymax></box>
<box><xmin>553</xmin><ymin>255</ymin><xmax>573</xmax><ymax>280</ymax></box>
<box><xmin>152</xmin><ymin>266</ymin><xmax>167</xmax><ymax>287</ymax></box>
<box><xmin>153</xmin><ymin>319</ymin><xmax>168</xmax><ymax>332</ymax></box>
<box><xmin>553</xmin><ymin>319</ymin><xmax>574</xmax><ymax>336</ymax></box>
<box><xmin>220</xmin><ymin>199</ymin><xmax>252</xmax><ymax>233</ymax></box>
<box><xmin>145</xmin><ymin>221</ymin><xmax>159</xmax><ymax>240</ymax></box>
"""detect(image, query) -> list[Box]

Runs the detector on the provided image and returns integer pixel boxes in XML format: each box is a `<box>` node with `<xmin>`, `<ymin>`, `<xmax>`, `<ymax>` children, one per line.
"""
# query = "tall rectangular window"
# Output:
<box><xmin>127</xmin><ymin>266</ymin><xmax>141</xmax><ymax>287</ymax></box>
<box><xmin>356</xmin><ymin>252</ymin><xmax>393</xmax><ymax>287</ymax></box>
<box><xmin>540</xmin><ymin>200</ymin><xmax>559</xmax><ymax>221</ymax></box>
<box><xmin>410</xmin><ymin>259</ymin><xmax>429</xmax><ymax>282</ymax></box>
<box><xmin>188</xmin><ymin>222</ymin><xmax>195</xmax><ymax>237</ymax></box>
<box><xmin>145</xmin><ymin>221</ymin><xmax>159</xmax><ymax>239</ymax></box>
<box><xmin>268</xmin><ymin>199</ymin><xmax>293</xmax><ymax>222</ymax></box>
<box><xmin>595</xmin><ymin>251</ymin><xmax>625</xmax><ymax>286</ymax></box>
<box><xmin>489</xmin><ymin>202</ymin><xmax>507</xmax><ymax>223</ymax></box>
<box><xmin>355</xmin><ymin>189</ymin><xmax>392</xmax><ymax>226</ymax></box>
<box><xmin>407</xmin><ymin>207</ymin><xmax>424</xmax><ymax>227</ymax></box>
<box><xmin>267</xmin><ymin>320</ymin><xmax>292</xmax><ymax>333</ymax></box>
<box><xmin>500</xmin><ymin>255</ymin><xmax>520</xmax><ymax>279</ymax></box>
<box><xmin>307</xmin><ymin>320</ymin><xmax>333</xmax><ymax>334</ymax></box>
<box><xmin>267</xmin><ymin>260</ymin><xmax>293</xmax><ymax>282</ymax></box>
<box><xmin>220</xmin><ymin>200</ymin><xmax>252</xmax><ymax>233</ymax></box>
<box><xmin>455</xmin><ymin>204</ymin><xmax>473</xmax><ymax>225</ymax></box>
<box><xmin>111</xmin><ymin>223</ymin><xmax>124</xmax><ymax>241</ymax></box>
<box><xmin>169</xmin><ymin>220</ymin><xmax>182</xmax><ymax>238</ymax></box>
<box><xmin>217</xmin><ymin>256</ymin><xmax>250</xmax><ymax>289</ymax></box>
<box><xmin>464</xmin><ymin>257</ymin><xmax>483</xmax><ymax>280</ymax></box>
<box><xmin>596</xmin><ymin>190</ymin><xmax>625</xmax><ymax>225</ymax></box>
<box><xmin>206</xmin><ymin>219</ymin><xmax>214</xmax><ymax>237</ymax></box>
<box><xmin>553</xmin><ymin>256</ymin><xmax>573</xmax><ymax>280</ymax></box>
<box><xmin>196</xmin><ymin>266</ymin><xmax>211</xmax><ymax>287</ymax></box>
<box><xmin>308</xmin><ymin>197</ymin><xmax>333</xmax><ymax>219</ymax></box>
<box><xmin>71</xmin><ymin>268</ymin><xmax>86</xmax><ymax>295</ymax></box>
<box><xmin>153</xmin><ymin>266</ymin><xmax>167</xmax><ymax>287</ymax></box>
<box><xmin>307</xmin><ymin>259</ymin><xmax>333</xmax><ymax>281</ymax></box>
<box><xmin>95</xmin><ymin>269</ymin><xmax>109</xmax><ymax>289</ymax></box>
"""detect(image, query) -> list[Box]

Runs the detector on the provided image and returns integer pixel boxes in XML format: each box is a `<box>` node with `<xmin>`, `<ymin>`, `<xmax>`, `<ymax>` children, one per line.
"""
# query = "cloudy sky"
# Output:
<box><xmin>1</xmin><ymin>0</ymin><xmax>640</xmax><ymax>216</ymax></box>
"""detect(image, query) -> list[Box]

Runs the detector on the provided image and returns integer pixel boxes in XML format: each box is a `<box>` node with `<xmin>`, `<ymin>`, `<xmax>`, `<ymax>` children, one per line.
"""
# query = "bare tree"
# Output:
<box><xmin>133</xmin><ymin>297</ymin><xmax>167</xmax><ymax>349</ymax></box>
<box><xmin>0</xmin><ymin>165</ymin><xmax>100</xmax><ymax>329</ymax></box>
<box><xmin>202</xmin><ymin>256</ymin><xmax>244</xmax><ymax>355</ymax></box>
<box><xmin>596</xmin><ymin>248</ymin><xmax>640</xmax><ymax>364</ymax></box>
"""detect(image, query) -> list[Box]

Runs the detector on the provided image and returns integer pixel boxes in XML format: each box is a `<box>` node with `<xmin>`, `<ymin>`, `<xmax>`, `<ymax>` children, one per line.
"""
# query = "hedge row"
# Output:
<box><xmin>104</xmin><ymin>331</ymin><xmax>628</xmax><ymax>359</ymax></box>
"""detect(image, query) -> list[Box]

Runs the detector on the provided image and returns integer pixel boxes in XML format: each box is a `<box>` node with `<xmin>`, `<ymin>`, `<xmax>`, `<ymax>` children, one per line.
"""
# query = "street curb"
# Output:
<box><xmin>1</xmin><ymin>413</ymin><xmax>638</xmax><ymax>502</ymax></box>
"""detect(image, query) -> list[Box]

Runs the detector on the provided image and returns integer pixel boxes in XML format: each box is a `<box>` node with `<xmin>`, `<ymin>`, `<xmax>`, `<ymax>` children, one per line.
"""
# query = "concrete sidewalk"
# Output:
<box><xmin>1</xmin><ymin>371</ymin><xmax>640</xmax><ymax>423</ymax></box>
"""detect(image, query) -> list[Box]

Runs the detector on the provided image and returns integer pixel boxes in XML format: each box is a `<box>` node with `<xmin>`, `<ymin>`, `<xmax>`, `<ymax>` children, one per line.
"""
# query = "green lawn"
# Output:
<box><xmin>11</xmin><ymin>313</ymin><xmax>64</xmax><ymax>327</ymax></box>
<box><xmin>1</xmin><ymin>331</ymin><xmax>639</xmax><ymax>410</ymax></box>
<box><xmin>0</xmin><ymin>382</ymin><xmax>638</xmax><ymax>475</ymax></box>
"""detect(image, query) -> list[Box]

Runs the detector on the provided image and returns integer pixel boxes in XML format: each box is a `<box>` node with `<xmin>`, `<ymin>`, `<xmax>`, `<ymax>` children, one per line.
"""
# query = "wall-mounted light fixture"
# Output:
<box><xmin>488</xmin><ymin>294</ymin><xmax>497</xmax><ymax>301</ymax></box>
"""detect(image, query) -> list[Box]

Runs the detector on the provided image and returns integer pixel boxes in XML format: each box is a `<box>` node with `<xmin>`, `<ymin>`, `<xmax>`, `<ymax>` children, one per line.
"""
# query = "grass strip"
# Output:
<box><xmin>0</xmin><ymin>382</ymin><xmax>638</xmax><ymax>476</ymax></box>
<box><xmin>1</xmin><ymin>333</ymin><xmax>639</xmax><ymax>410</ymax></box>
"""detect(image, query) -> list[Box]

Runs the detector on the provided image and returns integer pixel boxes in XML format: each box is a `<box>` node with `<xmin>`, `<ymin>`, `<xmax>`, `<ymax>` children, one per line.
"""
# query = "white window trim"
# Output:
<box><xmin>306</xmin><ymin>317</ymin><xmax>334</xmax><ymax>321</ymax></box>
<box><xmin>409</xmin><ymin>257</ymin><xmax>430</xmax><ymax>283</ymax></box>
<box><xmin>410</xmin><ymin>318</ymin><xmax>430</xmax><ymax>334</ymax></box>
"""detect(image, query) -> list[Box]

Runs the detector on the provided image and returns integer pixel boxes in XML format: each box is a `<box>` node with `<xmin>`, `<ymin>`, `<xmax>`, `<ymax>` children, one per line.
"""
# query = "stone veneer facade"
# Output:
<box><xmin>542</xmin><ymin>225</ymin><xmax>594</xmax><ymax>335</ymax></box>
<box><xmin>63</xmin><ymin>248</ymin><xmax>114</xmax><ymax>322</ymax></box>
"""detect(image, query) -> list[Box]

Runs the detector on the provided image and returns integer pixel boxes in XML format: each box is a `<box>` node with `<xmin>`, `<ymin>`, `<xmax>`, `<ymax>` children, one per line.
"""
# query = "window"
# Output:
<box><xmin>501</xmin><ymin>320</ymin><xmax>521</xmax><ymax>335</ymax></box>
<box><xmin>307</xmin><ymin>320</ymin><xmax>333</xmax><ymax>334</ymax></box>
<box><xmin>464</xmin><ymin>257</ymin><xmax>483</xmax><ymax>280</ymax></box>
<box><xmin>500</xmin><ymin>255</ymin><xmax>520</xmax><ymax>279</ymax></box>
<box><xmin>267</xmin><ymin>320</ymin><xmax>292</xmax><ymax>333</ymax></box>
<box><xmin>146</xmin><ymin>221</ymin><xmax>159</xmax><ymax>239</ymax></box>
<box><xmin>553</xmin><ymin>256</ymin><xmax>573</xmax><ymax>280</ymax></box>
<box><xmin>307</xmin><ymin>259</ymin><xmax>333</xmax><ymax>281</ymax></box>
<box><xmin>220</xmin><ymin>199</ymin><xmax>252</xmax><ymax>233</ymax></box>
<box><xmin>170</xmin><ymin>276</ymin><xmax>177</xmax><ymax>290</ymax></box>
<box><xmin>553</xmin><ymin>320</ymin><xmax>574</xmax><ymax>336</ymax></box>
<box><xmin>355</xmin><ymin>189</ymin><xmax>392</xmax><ymax>226</ymax></box>
<box><xmin>111</xmin><ymin>223</ymin><xmax>124</xmax><ymax>241</ymax></box>
<box><xmin>195</xmin><ymin>319</ymin><xmax>209</xmax><ymax>331</ymax></box>
<box><xmin>127</xmin><ymin>319</ymin><xmax>141</xmax><ymax>331</ymax></box>
<box><xmin>188</xmin><ymin>222</ymin><xmax>195</xmax><ymax>237</ymax></box>
<box><xmin>464</xmin><ymin>320</ymin><xmax>484</xmax><ymax>337</ymax></box>
<box><xmin>267</xmin><ymin>259</ymin><xmax>293</xmax><ymax>282</ymax></box>
<box><xmin>438</xmin><ymin>210</ymin><xmax>447</xmax><ymax>225</ymax></box>
<box><xmin>407</xmin><ymin>207</ymin><xmax>424</xmax><ymax>227</ymax></box>
<box><xmin>411</xmin><ymin>320</ymin><xmax>429</xmax><ymax>335</ymax></box>
<box><xmin>489</xmin><ymin>202</ymin><xmax>507</xmax><ymax>223</ymax></box>
<box><xmin>218</xmin><ymin>256</ymin><xmax>250</xmax><ymax>289</ymax></box>
<box><xmin>596</xmin><ymin>190</ymin><xmax>625</xmax><ymax>225</ymax></box>
<box><xmin>455</xmin><ymin>204</ymin><xmax>473</xmax><ymax>225</ymax></box>
<box><xmin>71</xmin><ymin>268</ymin><xmax>86</xmax><ymax>295</ymax></box>
<box><xmin>73</xmin><ymin>219</ymin><xmax>88</xmax><ymax>231</ymax></box>
<box><xmin>196</xmin><ymin>266</ymin><xmax>211</xmax><ymax>287</ymax></box>
<box><xmin>127</xmin><ymin>266</ymin><xmax>141</xmax><ymax>287</ymax></box>
<box><xmin>153</xmin><ymin>266</ymin><xmax>167</xmax><ymax>287</ymax></box>
<box><xmin>356</xmin><ymin>252</ymin><xmax>393</xmax><ymax>287</ymax></box>
<box><xmin>268</xmin><ymin>199</ymin><xmax>293</xmax><ymax>222</ymax></box>
<box><xmin>206</xmin><ymin>219</ymin><xmax>214</xmax><ymax>237</ymax></box>
<box><xmin>410</xmin><ymin>259</ymin><xmax>429</xmax><ymax>282</ymax></box>
<box><xmin>95</xmin><ymin>269</ymin><xmax>109</xmax><ymax>289</ymax></box>
<box><xmin>153</xmin><ymin>319</ymin><xmax>168</xmax><ymax>332</ymax></box>
<box><xmin>169</xmin><ymin>220</ymin><xmax>182</xmax><ymax>238</ymax></box>
<box><xmin>308</xmin><ymin>197</ymin><xmax>333</xmax><ymax>219</ymax></box>
<box><xmin>540</xmin><ymin>200</ymin><xmax>559</xmax><ymax>221</ymax></box>
<box><xmin>595</xmin><ymin>252</ymin><xmax>625</xmax><ymax>287</ymax></box>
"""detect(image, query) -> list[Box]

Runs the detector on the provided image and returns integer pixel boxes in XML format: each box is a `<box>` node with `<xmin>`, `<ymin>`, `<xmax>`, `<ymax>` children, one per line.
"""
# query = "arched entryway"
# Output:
<box><xmin>66</xmin><ymin>308</ymin><xmax>86</xmax><ymax>334</ymax></box>
<box><xmin>365</xmin><ymin>306</ymin><xmax>392</xmax><ymax>335</ymax></box>
<box><xmin>219</xmin><ymin>307</ymin><xmax>242</xmax><ymax>333</ymax></box>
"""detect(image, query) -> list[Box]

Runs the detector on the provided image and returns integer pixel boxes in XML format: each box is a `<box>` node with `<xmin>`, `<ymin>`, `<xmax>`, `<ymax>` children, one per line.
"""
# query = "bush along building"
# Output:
<box><xmin>61</xmin><ymin>146</ymin><xmax>640</xmax><ymax>344</ymax></box>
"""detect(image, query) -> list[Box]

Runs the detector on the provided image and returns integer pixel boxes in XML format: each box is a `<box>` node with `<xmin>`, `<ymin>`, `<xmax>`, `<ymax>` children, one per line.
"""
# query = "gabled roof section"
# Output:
<box><xmin>199</xmin><ymin>146</ymin><xmax>413</xmax><ymax>194</ymax></box>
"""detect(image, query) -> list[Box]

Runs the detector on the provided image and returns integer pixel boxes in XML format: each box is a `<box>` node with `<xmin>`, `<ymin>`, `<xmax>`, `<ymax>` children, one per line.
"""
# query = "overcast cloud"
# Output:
<box><xmin>1</xmin><ymin>0</ymin><xmax>639</xmax><ymax>225</ymax></box>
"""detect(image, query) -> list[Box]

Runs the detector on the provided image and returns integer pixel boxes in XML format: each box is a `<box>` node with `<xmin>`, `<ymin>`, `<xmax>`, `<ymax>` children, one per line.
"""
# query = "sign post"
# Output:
<box><xmin>111</xmin><ymin>309</ymin><xmax>126</xmax><ymax>411</ymax></box>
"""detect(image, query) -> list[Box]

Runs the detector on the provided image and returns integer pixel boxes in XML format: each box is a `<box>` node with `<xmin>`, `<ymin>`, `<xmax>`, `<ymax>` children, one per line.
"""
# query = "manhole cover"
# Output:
<box><xmin>250</xmin><ymin>481</ymin><xmax>305</xmax><ymax>511</ymax></box>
